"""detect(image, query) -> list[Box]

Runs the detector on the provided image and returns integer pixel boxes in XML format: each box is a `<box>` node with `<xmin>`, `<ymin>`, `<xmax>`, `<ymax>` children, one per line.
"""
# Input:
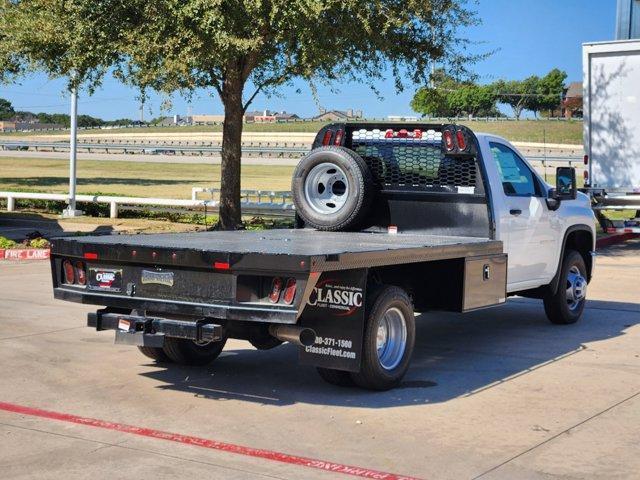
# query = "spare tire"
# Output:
<box><xmin>292</xmin><ymin>146</ymin><xmax>374</xmax><ymax>231</ymax></box>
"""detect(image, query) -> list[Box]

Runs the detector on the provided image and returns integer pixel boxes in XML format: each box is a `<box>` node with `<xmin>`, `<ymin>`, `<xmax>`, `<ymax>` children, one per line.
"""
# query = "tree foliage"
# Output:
<box><xmin>1</xmin><ymin>0</ymin><xmax>481</xmax><ymax>228</ymax></box>
<box><xmin>0</xmin><ymin>96</ymin><xmax>14</xmax><ymax>119</ymax></box>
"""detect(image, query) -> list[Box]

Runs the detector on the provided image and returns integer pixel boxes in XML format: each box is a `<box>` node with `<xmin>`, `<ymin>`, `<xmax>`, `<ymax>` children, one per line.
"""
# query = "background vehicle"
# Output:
<box><xmin>49</xmin><ymin>123</ymin><xmax>596</xmax><ymax>390</ymax></box>
<box><xmin>583</xmin><ymin>39</ymin><xmax>640</xmax><ymax>232</ymax></box>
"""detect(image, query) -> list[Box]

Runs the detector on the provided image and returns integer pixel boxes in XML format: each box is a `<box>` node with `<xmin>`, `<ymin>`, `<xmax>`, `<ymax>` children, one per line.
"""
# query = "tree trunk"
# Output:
<box><xmin>218</xmin><ymin>76</ymin><xmax>244</xmax><ymax>230</ymax></box>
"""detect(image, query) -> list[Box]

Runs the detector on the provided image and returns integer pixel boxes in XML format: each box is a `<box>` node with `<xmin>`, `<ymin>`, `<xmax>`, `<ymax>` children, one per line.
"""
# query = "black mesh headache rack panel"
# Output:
<box><xmin>312</xmin><ymin>123</ymin><xmax>494</xmax><ymax>237</ymax></box>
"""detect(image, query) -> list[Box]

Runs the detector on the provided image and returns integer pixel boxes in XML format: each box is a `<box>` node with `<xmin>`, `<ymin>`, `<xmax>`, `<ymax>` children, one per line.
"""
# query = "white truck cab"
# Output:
<box><xmin>476</xmin><ymin>133</ymin><xmax>596</xmax><ymax>297</ymax></box>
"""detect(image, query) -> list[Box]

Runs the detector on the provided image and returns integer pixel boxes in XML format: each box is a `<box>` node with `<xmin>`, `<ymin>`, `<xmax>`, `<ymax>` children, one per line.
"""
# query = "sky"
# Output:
<box><xmin>0</xmin><ymin>0</ymin><xmax>618</xmax><ymax>121</ymax></box>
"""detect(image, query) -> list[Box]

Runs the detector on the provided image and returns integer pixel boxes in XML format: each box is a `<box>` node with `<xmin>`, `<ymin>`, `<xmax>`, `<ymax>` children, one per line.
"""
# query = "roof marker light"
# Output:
<box><xmin>213</xmin><ymin>261</ymin><xmax>230</xmax><ymax>270</ymax></box>
<box><xmin>333</xmin><ymin>129</ymin><xmax>344</xmax><ymax>145</ymax></box>
<box><xmin>83</xmin><ymin>252</ymin><xmax>98</xmax><ymax>260</ymax></box>
<box><xmin>443</xmin><ymin>130</ymin><xmax>455</xmax><ymax>151</ymax></box>
<box><xmin>456</xmin><ymin>130</ymin><xmax>467</xmax><ymax>150</ymax></box>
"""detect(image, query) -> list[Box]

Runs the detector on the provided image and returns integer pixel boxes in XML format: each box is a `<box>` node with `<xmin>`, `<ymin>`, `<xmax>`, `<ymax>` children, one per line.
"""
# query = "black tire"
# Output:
<box><xmin>162</xmin><ymin>337</ymin><xmax>227</xmax><ymax>366</ymax></box>
<box><xmin>544</xmin><ymin>249</ymin><xmax>588</xmax><ymax>325</ymax></box>
<box><xmin>137</xmin><ymin>346</ymin><xmax>171</xmax><ymax>362</ymax></box>
<box><xmin>316</xmin><ymin>367</ymin><xmax>356</xmax><ymax>387</ymax></box>
<box><xmin>351</xmin><ymin>286</ymin><xmax>415</xmax><ymax>391</ymax></box>
<box><xmin>292</xmin><ymin>146</ymin><xmax>374</xmax><ymax>231</ymax></box>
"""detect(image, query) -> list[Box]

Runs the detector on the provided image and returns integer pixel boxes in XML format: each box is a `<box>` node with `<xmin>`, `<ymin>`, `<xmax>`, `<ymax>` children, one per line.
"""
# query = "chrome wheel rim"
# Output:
<box><xmin>303</xmin><ymin>162</ymin><xmax>349</xmax><ymax>214</ymax></box>
<box><xmin>376</xmin><ymin>307</ymin><xmax>407</xmax><ymax>370</ymax></box>
<box><xmin>566</xmin><ymin>265</ymin><xmax>587</xmax><ymax>311</ymax></box>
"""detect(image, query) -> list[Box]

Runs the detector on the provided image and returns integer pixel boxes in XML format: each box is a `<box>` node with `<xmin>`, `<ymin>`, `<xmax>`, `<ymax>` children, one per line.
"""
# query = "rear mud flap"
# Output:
<box><xmin>298</xmin><ymin>269</ymin><xmax>367</xmax><ymax>372</ymax></box>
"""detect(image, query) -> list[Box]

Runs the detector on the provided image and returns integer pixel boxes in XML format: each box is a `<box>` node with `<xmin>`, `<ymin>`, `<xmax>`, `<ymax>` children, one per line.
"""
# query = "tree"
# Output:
<box><xmin>0</xmin><ymin>97</ymin><xmax>13</xmax><ymax>119</ymax></box>
<box><xmin>537</xmin><ymin>68</ymin><xmax>567</xmax><ymax>116</ymax></box>
<box><xmin>1</xmin><ymin>0</ymin><xmax>480</xmax><ymax>229</ymax></box>
<box><xmin>447</xmin><ymin>83</ymin><xmax>496</xmax><ymax>117</ymax></box>
<box><xmin>493</xmin><ymin>77</ymin><xmax>539</xmax><ymax>120</ymax></box>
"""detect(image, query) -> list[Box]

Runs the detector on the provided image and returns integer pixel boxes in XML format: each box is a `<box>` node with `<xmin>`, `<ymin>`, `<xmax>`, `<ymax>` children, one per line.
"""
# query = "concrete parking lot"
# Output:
<box><xmin>1</xmin><ymin>240</ymin><xmax>638</xmax><ymax>479</ymax></box>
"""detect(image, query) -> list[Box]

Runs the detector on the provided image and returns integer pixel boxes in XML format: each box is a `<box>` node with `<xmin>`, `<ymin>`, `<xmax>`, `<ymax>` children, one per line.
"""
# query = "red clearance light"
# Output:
<box><xmin>455</xmin><ymin>130</ymin><xmax>467</xmax><ymax>150</ymax></box>
<box><xmin>321</xmin><ymin>130</ymin><xmax>332</xmax><ymax>146</ymax></box>
<box><xmin>213</xmin><ymin>261</ymin><xmax>230</xmax><ymax>270</ymax></box>
<box><xmin>385</xmin><ymin>129</ymin><xmax>394</xmax><ymax>138</ymax></box>
<box><xmin>333</xmin><ymin>129</ymin><xmax>344</xmax><ymax>145</ymax></box>
<box><xmin>62</xmin><ymin>259</ymin><xmax>75</xmax><ymax>284</ymax></box>
<box><xmin>282</xmin><ymin>278</ymin><xmax>297</xmax><ymax>305</ymax></box>
<box><xmin>83</xmin><ymin>252</ymin><xmax>98</xmax><ymax>260</ymax></box>
<box><xmin>583</xmin><ymin>154</ymin><xmax>589</xmax><ymax>165</ymax></box>
<box><xmin>443</xmin><ymin>130</ymin><xmax>455</xmax><ymax>151</ymax></box>
<box><xmin>75</xmin><ymin>261</ymin><xmax>86</xmax><ymax>285</ymax></box>
<box><xmin>269</xmin><ymin>277</ymin><xmax>283</xmax><ymax>303</ymax></box>
<box><xmin>413</xmin><ymin>129</ymin><xmax>423</xmax><ymax>139</ymax></box>
<box><xmin>397</xmin><ymin>129</ymin><xmax>408</xmax><ymax>138</ymax></box>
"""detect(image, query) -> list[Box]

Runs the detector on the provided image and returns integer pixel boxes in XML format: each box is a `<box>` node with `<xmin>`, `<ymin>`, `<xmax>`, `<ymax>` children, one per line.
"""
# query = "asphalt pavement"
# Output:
<box><xmin>0</xmin><ymin>240</ymin><xmax>638</xmax><ymax>479</ymax></box>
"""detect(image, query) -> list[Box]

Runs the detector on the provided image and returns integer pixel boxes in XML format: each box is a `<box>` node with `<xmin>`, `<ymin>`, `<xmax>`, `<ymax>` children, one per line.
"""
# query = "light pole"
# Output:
<box><xmin>62</xmin><ymin>83</ymin><xmax>83</xmax><ymax>217</ymax></box>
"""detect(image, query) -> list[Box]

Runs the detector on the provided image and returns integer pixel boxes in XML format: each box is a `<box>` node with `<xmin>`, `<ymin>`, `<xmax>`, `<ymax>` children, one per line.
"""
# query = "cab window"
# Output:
<box><xmin>489</xmin><ymin>142</ymin><xmax>540</xmax><ymax>196</ymax></box>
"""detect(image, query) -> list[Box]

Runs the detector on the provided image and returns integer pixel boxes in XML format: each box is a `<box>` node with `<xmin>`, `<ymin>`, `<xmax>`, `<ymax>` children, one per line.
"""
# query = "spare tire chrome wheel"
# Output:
<box><xmin>304</xmin><ymin>162</ymin><xmax>350</xmax><ymax>215</ymax></box>
<box><xmin>292</xmin><ymin>146</ymin><xmax>374</xmax><ymax>231</ymax></box>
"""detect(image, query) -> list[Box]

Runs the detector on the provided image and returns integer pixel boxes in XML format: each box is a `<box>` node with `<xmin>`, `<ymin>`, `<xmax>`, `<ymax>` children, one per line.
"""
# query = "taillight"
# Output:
<box><xmin>583</xmin><ymin>170</ymin><xmax>589</xmax><ymax>182</ymax></box>
<box><xmin>385</xmin><ymin>129</ymin><xmax>394</xmax><ymax>139</ymax></box>
<box><xmin>333</xmin><ymin>129</ymin><xmax>343</xmax><ymax>145</ymax></box>
<box><xmin>397</xmin><ymin>129</ymin><xmax>408</xmax><ymax>138</ymax></box>
<box><xmin>75</xmin><ymin>261</ymin><xmax>86</xmax><ymax>285</ymax></box>
<box><xmin>443</xmin><ymin>130</ymin><xmax>455</xmax><ymax>151</ymax></box>
<box><xmin>583</xmin><ymin>154</ymin><xmax>589</xmax><ymax>165</ymax></box>
<box><xmin>62</xmin><ymin>259</ymin><xmax>75</xmax><ymax>284</ymax></box>
<box><xmin>413</xmin><ymin>129</ymin><xmax>422</xmax><ymax>139</ymax></box>
<box><xmin>456</xmin><ymin>130</ymin><xmax>467</xmax><ymax>150</ymax></box>
<box><xmin>269</xmin><ymin>277</ymin><xmax>283</xmax><ymax>303</ymax></box>
<box><xmin>282</xmin><ymin>278</ymin><xmax>297</xmax><ymax>305</ymax></box>
<box><xmin>322</xmin><ymin>130</ymin><xmax>332</xmax><ymax>146</ymax></box>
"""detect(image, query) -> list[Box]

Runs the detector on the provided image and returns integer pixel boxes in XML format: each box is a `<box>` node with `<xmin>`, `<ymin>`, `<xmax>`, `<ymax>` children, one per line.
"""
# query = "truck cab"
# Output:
<box><xmin>476</xmin><ymin>134</ymin><xmax>596</xmax><ymax>293</ymax></box>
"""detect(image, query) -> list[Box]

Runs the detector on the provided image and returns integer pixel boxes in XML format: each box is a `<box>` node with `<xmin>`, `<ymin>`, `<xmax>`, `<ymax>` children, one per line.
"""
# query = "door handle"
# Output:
<box><xmin>509</xmin><ymin>209</ymin><xmax>522</xmax><ymax>216</ymax></box>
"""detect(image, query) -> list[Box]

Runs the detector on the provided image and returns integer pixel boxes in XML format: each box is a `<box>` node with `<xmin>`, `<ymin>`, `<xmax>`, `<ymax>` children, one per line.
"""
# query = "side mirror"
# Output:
<box><xmin>555</xmin><ymin>166</ymin><xmax>577</xmax><ymax>200</ymax></box>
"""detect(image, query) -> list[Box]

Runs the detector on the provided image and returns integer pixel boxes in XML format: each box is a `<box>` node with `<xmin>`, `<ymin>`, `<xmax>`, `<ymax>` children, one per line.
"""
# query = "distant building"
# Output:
<box><xmin>562</xmin><ymin>82</ymin><xmax>583</xmax><ymax>119</ymax></box>
<box><xmin>246</xmin><ymin>110</ymin><xmax>299</xmax><ymax>123</ymax></box>
<box><xmin>312</xmin><ymin>108</ymin><xmax>363</xmax><ymax>122</ymax></box>
<box><xmin>189</xmin><ymin>114</ymin><xmax>225</xmax><ymax>125</ymax></box>
<box><xmin>616</xmin><ymin>0</ymin><xmax>640</xmax><ymax>39</ymax></box>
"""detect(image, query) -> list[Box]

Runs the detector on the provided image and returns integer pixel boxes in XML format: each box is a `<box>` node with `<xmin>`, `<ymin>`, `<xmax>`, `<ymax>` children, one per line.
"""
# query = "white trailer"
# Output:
<box><xmin>583</xmin><ymin>39</ymin><xmax>640</xmax><ymax>232</ymax></box>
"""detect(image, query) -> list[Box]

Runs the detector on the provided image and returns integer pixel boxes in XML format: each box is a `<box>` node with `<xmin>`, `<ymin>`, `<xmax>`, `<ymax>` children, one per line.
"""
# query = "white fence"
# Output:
<box><xmin>0</xmin><ymin>191</ymin><xmax>295</xmax><ymax>218</ymax></box>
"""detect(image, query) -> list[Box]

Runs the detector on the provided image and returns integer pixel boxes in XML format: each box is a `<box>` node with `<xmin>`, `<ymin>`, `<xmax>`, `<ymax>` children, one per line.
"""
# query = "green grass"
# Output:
<box><xmin>0</xmin><ymin>157</ymin><xmax>295</xmax><ymax>198</ymax></box>
<box><xmin>1</xmin><ymin>120</ymin><xmax>584</xmax><ymax>144</ymax></box>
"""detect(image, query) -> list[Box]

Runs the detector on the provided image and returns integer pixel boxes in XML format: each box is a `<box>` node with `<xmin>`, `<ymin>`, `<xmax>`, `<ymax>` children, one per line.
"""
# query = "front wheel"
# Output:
<box><xmin>544</xmin><ymin>250</ymin><xmax>588</xmax><ymax>324</ymax></box>
<box><xmin>351</xmin><ymin>286</ymin><xmax>415</xmax><ymax>390</ymax></box>
<box><xmin>162</xmin><ymin>337</ymin><xmax>227</xmax><ymax>366</ymax></box>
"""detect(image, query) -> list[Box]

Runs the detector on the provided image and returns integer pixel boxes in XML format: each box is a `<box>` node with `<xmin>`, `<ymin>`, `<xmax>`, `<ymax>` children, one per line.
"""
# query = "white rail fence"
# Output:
<box><xmin>1</xmin><ymin>191</ymin><xmax>295</xmax><ymax>219</ymax></box>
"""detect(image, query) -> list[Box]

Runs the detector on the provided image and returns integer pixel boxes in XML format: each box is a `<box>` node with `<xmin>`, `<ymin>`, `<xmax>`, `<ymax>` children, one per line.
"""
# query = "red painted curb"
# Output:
<box><xmin>0</xmin><ymin>401</ymin><xmax>422</xmax><ymax>480</ymax></box>
<box><xmin>596</xmin><ymin>233</ymin><xmax>638</xmax><ymax>249</ymax></box>
<box><xmin>0</xmin><ymin>248</ymin><xmax>50</xmax><ymax>260</ymax></box>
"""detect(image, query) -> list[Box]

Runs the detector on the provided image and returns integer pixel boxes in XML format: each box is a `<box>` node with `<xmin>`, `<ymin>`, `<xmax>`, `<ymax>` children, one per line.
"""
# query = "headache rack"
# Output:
<box><xmin>311</xmin><ymin>123</ymin><xmax>495</xmax><ymax>238</ymax></box>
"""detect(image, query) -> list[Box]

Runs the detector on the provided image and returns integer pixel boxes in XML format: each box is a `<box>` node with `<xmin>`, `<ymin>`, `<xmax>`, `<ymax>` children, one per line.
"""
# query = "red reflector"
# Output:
<box><xmin>333</xmin><ymin>129</ymin><xmax>343</xmax><ymax>146</ymax></box>
<box><xmin>413</xmin><ymin>129</ymin><xmax>422</xmax><ymax>139</ymax></box>
<box><xmin>443</xmin><ymin>130</ymin><xmax>455</xmax><ymax>151</ymax></box>
<box><xmin>62</xmin><ymin>259</ymin><xmax>75</xmax><ymax>284</ymax></box>
<box><xmin>583</xmin><ymin>170</ymin><xmax>589</xmax><ymax>181</ymax></box>
<box><xmin>213</xmin><ymin>261</ymin><xmax>230</xmax><ymax>270</ymax></box>
<box><xmin>321</xmin><ymin>130</ymin><xmax>332</xmax><ymax>146</ymax></box>
<box><xmin>282</xmin><ymin>278</ymin><xmax>297</xmax><ymax>305</ymax></box>
<box><xmin>583</xmin><ymin>154</ymin><xmax>589</xmax><ymax>165</ymax></box>
<box><xmin>75</xmin><ymin>261</ymin><xmax>86</xmax><ymax>285</ymax></box>
<box><xmin>384</xmin><ymin>129</ymin><xmax>394</xmax><ymax>138</ymax></box>
<box><xmin>456</xmin><ymin>130</ymin><xmax>467</xmax><ymax>150</ymax></box>
<box><xmin>83</xmin><ymin>252</ymin><xmax>98</xmax><ymax>260</ymax></box>
<box><xmin>269</xmin><ymin>277</ymin><xmax>283</xmax><ymax>303</ymax></box>
<box><xmin>397</xmin><ymin>129</ymin><xmax>408</xmax><ymax>138</ymax></box>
